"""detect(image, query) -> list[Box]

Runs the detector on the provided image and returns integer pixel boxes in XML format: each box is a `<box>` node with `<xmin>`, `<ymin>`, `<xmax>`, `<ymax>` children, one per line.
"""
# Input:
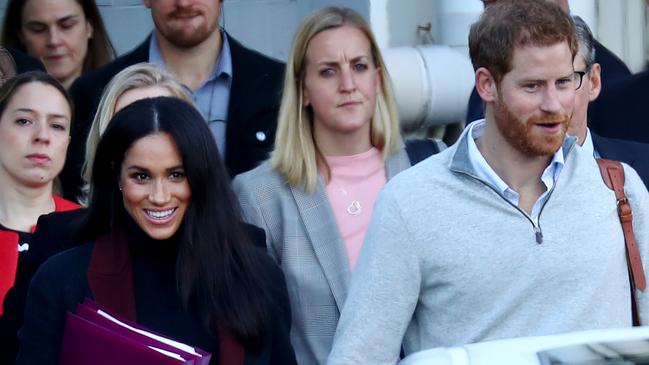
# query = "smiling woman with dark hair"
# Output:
<box><xmin>16</xmin><ymin>97</ymin><xmax>296</xmax><ymax>365</ymax></box>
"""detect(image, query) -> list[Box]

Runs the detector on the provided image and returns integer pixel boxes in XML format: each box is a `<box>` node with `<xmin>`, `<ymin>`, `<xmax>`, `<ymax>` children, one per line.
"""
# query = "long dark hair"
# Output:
<box><xmin>1</xmin><ymin>0</ymin><xmax>116</xmax><ymax>73</ymax></box>
<box><xmin>83</xmin><ymin>97</ymin><xmax>271</xmax><ymax>345</ymax></box>
<box><xmin>0</xmin><ymin>71</ymin><xmax>72</xmax><ymax>118</ymax></box>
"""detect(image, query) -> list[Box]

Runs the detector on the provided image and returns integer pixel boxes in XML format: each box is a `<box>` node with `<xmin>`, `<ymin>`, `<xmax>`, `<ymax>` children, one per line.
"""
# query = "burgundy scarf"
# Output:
<box><xmin>86</xmin><ymin>229</ymin><xmax>245</xmax><ymax>364</ymax></box>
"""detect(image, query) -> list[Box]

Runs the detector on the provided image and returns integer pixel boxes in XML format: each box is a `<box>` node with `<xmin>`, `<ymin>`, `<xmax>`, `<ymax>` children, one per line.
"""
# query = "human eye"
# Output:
<box><xmin>50</xmin><ymin>122</ymin><xmax>68</xmax><ymax>132</ymax></box>
<box><xmin>25</xmin><ymin>24</ymin><xmax>46</xmax><ymax>33</ymax></box>
<box><xmin>130</xmin><ymin>172</ymin><xmax>150</xmax><ymax>183</ymax></box>
<box><xmin>556</xmin><ymin>77</ymin><xmax>574</xmax><ymax>90</ymax></box>
<box><xmin>521</xmin><ymin>82</ymin><xmax>541</xmax><ymax>93</ymax></box>
<box><xmin>49</xmin><ymin>117</ymin><xmax>69</xmax><ymax>132</ymax></box>
<box><xmin>169</xmin><ymin>170</ymin><xmax>186</xmax><ymax>181</ymax></box>
<box><xmin>319</xmin><ymin>68</ymin><xmax>336</xmax><ymax>77</ymax></box>
<box><xmin>353</xmin><ymin>62</ymin><xmax>368</xmax><ymax>72</ymax></box>
<box><xmin>59</xmin><ymin>18</ymin><xmax>78</xmax><ymax>30</ymax></box>
<box><xmin>15</xmin><ymin>118</ymin><xmax>32</xmax><ymax>126</ymax></box>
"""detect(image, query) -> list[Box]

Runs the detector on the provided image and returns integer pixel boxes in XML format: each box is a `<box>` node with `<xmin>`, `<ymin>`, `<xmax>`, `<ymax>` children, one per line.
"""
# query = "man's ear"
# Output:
<box><xmin>475</xmin><ymin>67</ymin><xmax>498</xmax><ymax>103</ymax></box>
<box><xmin>588</xmin><ymin>63</ymin><xmax>602</xmax><ymax>102</ymax></box>
<box><xmin>143</xmin><ymin>0</ymin><xmax>152</xmax><ymax>9</ymax></box>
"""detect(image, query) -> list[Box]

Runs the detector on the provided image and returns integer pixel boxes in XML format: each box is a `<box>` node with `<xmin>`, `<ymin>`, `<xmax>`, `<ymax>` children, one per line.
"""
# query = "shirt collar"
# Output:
<box><xmin>581</xmin><ymin>128</ymin><xmax>600</xmax><ymax>158</ymax></box>
<box><xmin>466</xmin><ymin>119</ymin><xmax>565</xmax><ymax>197</ymax></box>
<box><xmin>214</xmin><ymin>32</ymin><xmax>233</xmax><ymax>81</ymax></box>
<box><xmin>148</xmin><ymin>33</ymin><xmax>164</xmax><ymax>67</ymax></box>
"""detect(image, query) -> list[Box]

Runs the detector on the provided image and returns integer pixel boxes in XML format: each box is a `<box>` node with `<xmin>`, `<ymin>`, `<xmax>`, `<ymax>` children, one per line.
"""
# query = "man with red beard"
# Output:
<box><xmin>61</xmin><ymin>0</ymin><xmax>284</xmax><ymax>200</ymax></box>
<box><xmin>327</xmin><ymin>1</ymin><xmax>649</xmax><ymax>364</ymax></box>
<box><xmin>465</xmin><ymin>0</ymin><xmax>631</xmax><ymax>125</ymax></box>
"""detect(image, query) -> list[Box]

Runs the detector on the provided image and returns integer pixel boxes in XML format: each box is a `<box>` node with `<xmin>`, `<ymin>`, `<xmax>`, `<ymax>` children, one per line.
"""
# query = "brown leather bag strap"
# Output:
<box><xmin>597</xmin><ymin>158</ymin><xmax>645</xmax><ymax>326</ymax></box>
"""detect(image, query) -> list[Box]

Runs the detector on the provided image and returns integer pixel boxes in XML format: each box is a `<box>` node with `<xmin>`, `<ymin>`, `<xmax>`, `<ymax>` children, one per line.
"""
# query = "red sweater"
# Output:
<box><xmin>0</xmin><ymin>195</ymin><xmax>80</xmax><ymax>315</ymax></box>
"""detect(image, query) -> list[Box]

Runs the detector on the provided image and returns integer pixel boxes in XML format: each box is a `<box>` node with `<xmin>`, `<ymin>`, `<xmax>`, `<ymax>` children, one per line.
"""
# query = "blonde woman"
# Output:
<box><xmin>233</xmin><ymin>7</ymin><xmax>411</xmax><ymax>365</ymax></box>
<box><xmin>61</xmin><ymin>62</ymin><xmax>193</xmax><ymax>202</ymax></box>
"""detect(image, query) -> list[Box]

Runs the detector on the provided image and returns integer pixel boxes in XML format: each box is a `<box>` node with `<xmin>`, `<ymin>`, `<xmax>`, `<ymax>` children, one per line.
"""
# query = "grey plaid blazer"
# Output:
<box><xmin>233</xmin><ymin>148</ymin><xmax>411</xmax><ymax>365</ymax></box>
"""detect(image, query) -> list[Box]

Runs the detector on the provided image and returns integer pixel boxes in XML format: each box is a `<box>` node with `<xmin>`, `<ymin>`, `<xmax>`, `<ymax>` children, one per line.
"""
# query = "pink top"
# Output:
<box><xmin>323</xmin><ymin>147</ymin><xmax>387</xmax><ymax>270</ymax></box>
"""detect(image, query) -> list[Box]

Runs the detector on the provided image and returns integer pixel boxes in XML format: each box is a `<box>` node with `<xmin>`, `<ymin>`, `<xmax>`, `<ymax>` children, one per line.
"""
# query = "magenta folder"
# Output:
<box><xmin>59</xmin><ymin>300</ymin><xmax>211</xmax><ymax>365</ymax></box>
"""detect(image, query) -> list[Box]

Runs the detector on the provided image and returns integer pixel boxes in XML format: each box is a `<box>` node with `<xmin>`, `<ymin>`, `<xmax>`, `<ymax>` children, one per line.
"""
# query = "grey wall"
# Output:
<box><xmin>96</xmin><ymin>1</ymin><xmax>153</xmax><ymax>55</ymax></box>
<box><xmin>0</xmin><ymin>0</ymin><xmax>369</xmax><ymax>61</ymax></box>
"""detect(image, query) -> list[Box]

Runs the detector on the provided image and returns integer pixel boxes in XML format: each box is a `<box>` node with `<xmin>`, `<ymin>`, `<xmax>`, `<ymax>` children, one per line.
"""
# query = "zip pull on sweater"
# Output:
<box><xmin>534</xmin><ymin>226</ymin><xmax>543</xmax><ymax>244</ymax></box>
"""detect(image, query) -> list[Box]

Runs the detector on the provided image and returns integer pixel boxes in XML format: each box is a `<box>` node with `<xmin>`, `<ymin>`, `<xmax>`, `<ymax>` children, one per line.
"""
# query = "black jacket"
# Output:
<box><xmin>592</xmin><ymin>132</ymin><xmax>649</xmax><ymax>190</ymax></box>
<box><xmin>0</xmin><ymin>201</ymin><xmax>81</xmax><ymax>365</ymax></box>
<box><xmin>588</xmin><ymin>70</ymin><xmax>649</xmax><ymax>144</ymax></box>
<box><xmin>62</xmin><ymin>33</ymin><xmax>285</xmax><ymax>200</ymax></box>
<box><xmin>16</xmin><ymin>223</ymin><xmax>296</xmax><ymax>365</ymax></box>
<box><xmin>5</xmin><ymin>48</ymin><xmax>45</xmax><ymax>73</ymax></box>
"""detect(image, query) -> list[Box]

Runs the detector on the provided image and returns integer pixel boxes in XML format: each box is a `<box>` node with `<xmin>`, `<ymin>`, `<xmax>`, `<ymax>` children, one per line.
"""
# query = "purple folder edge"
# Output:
<box><xmin>60</xmin><ymin>299</ymin><xmax>211</xmax><ymax>365</ymax></box>
<box><xmin>77</xmin><ymin>300</ymin><xmax>211</xmax><ymax>364</ymax></box>
<box><xmin>60</xmin><ymin>312</ymin><xmax>191</xmax><ymax>365</ymax></box>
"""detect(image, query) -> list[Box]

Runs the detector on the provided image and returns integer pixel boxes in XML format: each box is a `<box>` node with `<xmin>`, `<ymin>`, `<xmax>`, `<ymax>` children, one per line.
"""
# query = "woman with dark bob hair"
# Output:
<box><xmin>16</xmin><ymin>97</ymin><xmax>296</xmax><ymax>364</ymax></box>
<box><xmin>1</xmin><ymin>0</ymin><xmax>115</xmax><ymax>89</ymax></box>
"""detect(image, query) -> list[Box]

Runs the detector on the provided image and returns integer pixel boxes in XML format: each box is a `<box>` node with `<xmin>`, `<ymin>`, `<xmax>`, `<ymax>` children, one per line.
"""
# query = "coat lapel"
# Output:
<box><xmin>86</xmin><ymin>229</ymin><xmax>136</xmax><ymax>321</ymax></box>
<box><xmin>386</xmin><ymin>147</ymin><xmax>412</xmax><ymax>179</ymax></box>
<box><xmin>289</xmin><ymin>147</ymin><xmax>411</xmax><ymax>311</ymax></box>
<box><xmin>290</xmin><ymin>181</ymin><xmax>351</xmax><ymax>311</ymax></box>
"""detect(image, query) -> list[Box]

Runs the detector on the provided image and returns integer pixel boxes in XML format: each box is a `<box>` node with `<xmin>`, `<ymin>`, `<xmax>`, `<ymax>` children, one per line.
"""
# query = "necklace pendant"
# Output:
<box><xmin>346</xmin><ymin>200</ymin><xmax>362</xmax><ymax>215</ymax></box>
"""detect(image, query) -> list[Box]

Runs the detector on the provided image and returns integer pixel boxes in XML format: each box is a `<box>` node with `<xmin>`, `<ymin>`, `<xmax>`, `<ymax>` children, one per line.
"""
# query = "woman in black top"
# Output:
<box><xmin>16</xmin><ymin>97</ymin><xmax>296</xmax><ymax>364</ymax></box>
<box><xmin>0</xmin><ymin>72</ymin><xmax>80</xmax><ymax>365</ymax></box>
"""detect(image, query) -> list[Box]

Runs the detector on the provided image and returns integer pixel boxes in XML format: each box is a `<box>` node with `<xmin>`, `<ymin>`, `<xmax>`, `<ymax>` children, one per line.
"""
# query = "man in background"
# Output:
<box><xmin>569</xmin><ymin>15</ymin><xmax>649</xmax><ymax>189</ymax></box>
<box><xmin>62</xmin><ymin>0</ymin><xmax>284</xmax><ymax>200</ymax></box>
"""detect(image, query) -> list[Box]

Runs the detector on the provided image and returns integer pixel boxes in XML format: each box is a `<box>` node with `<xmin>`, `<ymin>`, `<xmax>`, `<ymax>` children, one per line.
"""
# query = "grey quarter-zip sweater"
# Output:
<box><xmin>327</xmin><ymin>127</ymin><xmax>649</xmax><ymax>365</ymax></box>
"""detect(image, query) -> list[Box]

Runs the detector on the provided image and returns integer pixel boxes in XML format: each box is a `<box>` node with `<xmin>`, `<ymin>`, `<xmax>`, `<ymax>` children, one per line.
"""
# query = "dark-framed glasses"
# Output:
<box><xmin>574</xmin><ymin>71</ymin><xmax>587</xmax><ymax>90</ymax></box>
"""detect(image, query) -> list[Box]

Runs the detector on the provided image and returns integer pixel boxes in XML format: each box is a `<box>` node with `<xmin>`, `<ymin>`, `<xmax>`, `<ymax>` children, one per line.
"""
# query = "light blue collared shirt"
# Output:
<box><xmin>149</xmin><ymin>30</ymin><xmax>233</xmax><ymax>156</ymax></box>
<box><xmin>466</xmin><ymin>120</ymin><xmax>565</xmax><ymax>221</ymax></box>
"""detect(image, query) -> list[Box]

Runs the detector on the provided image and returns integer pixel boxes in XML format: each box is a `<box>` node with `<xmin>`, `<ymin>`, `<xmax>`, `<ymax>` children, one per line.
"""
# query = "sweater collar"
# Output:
<box><xmin>449</xmin><ymin>119</ymin><xmax>577</xmax><ymax>177</ymax></box>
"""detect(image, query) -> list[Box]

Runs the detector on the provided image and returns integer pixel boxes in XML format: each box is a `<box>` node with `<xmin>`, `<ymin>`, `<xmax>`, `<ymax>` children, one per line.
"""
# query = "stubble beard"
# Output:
<box><xmin>163</xmin><ymin>26</ymin><xmax>214</xmax><ymax>48</ymax></box>
<box><xmin>159</xmin><ymin>9</ymin><xmax>219</xmax><ymax>48</ymax></box>
<box><xmin>493</xmin><ymin>96</ymin><xmax>569</xmax><ymax>157</ymax></box>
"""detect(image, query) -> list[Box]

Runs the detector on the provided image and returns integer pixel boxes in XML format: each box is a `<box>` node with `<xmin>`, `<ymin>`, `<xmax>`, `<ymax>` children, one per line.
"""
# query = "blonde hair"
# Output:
<box><xmin>270</xmin><ymin>6</ymin><xmax>401</xmax><ymax>192</ymax></box>
<box><xmin>81</xmin><ymin>63</ymin><xmax>194</xmax><ymax>203</ymax></box>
